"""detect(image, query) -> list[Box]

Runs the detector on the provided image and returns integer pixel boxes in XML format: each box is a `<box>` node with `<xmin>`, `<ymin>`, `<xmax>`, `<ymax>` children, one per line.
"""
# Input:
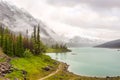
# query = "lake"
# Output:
<box><xmin>46</xmin><ymin>47</ymin><xmax>120</xmax><ymax>77</ymax></box>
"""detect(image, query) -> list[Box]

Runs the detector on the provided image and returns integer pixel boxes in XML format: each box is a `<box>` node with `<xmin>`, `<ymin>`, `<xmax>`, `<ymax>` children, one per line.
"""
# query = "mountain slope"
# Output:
<box><xmin>0</xmin><ymin>0</ymin><xmax>60</xmax><ymax>43</ymax></box>
<box><xmin>96</xmin><ymin>39</ymin><xmax>120</xmax><ymax>48</ymax></box>
<box><xmin>67</xmin><ymin>36</ymin><xmax>103</xmax><ymax>47</ymax></box>
<box><xmin>0</xmin><ymin>0</ymin><xmax>105</xmax><ymax>47</ymax></box>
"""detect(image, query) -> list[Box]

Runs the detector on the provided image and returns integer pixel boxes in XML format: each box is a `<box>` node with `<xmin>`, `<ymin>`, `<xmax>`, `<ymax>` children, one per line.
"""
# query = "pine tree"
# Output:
<box><xmin>0</xmin><ymin>27</ymin><xmax>4</xmax><ymax>47</ymax></box>
<box><xmin>12</xmin><ymin>34</ymin><xmax>16</xmax><ymax>56</ymax></box>
<box><xmin>7</xmin><ymin>36</ymin><xmax>14</xmax><ymax>56</ymax></box>
<box><xmin>0</xmin><ymin>25</ymin><xmax>47</xmax><ymax>57</ymax></box>
<box><xmin>37</xmin><ymin>25</ymin><xmax>40</xmax><ymax>42</ymax></box>
<box><xmin>33</xmin><ymin>26</ymin><xmax>37</xmax><ymax>42</ymax></box>
<box><xmin>32</xmin><ymin>25</ymin><xmax>46</xmax><ymax>55</ymax></box>
<box><xmin>16</xmin><ymin>33</ymin><xmax>24</xmax><ymax>57</ymax></box>
<box><xmin>26</xmin><ymin>29</ymin><xmax>29</xmax><ymax>48</ymax></box>
<box><xmin>36</xmin><ymin>25</ymin><xmax>41</xmax><ymax>54</ymax></box>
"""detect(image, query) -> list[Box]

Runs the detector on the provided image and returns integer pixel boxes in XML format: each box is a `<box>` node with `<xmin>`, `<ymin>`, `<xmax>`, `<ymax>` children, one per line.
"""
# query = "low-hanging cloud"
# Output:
<box><xmin>47</xmin><ymin>0</ymin><xmax>120</xmax><ymax>8</ymax></box>
<box><xmin>7</xmin><ymin>0</ymin><xmax>120</xmax><ymax>40</ymax></box>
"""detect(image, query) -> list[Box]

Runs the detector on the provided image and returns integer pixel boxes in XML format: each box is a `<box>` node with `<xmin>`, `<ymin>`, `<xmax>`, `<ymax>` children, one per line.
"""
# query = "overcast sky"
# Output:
<box><xmin>7</xmin><ymin>0</ymin><xmax>120</xmax><ymax>41</ymax></box>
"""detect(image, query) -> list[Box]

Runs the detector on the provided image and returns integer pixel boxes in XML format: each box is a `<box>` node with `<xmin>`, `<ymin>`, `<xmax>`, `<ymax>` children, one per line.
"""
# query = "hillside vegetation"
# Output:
<box><xmin>5</xmin><ymin>55</ymin><xmax>59</xmax><ymax>80</ymax></box>
<box><xmin>0</xmin><ymin>24</ymin><xmax>69</xmax><ymax>80</ymax></box>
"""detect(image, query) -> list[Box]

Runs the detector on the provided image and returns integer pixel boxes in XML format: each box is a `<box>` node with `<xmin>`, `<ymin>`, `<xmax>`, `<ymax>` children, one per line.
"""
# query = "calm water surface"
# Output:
<box><xmin>46</xmin><ymin>47</ymin><xmax>120</xmax><ymax>77</ymax></box>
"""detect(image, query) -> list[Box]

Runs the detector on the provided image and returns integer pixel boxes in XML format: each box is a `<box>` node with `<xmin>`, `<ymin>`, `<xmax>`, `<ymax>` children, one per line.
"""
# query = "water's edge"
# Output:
<box><xmin>46</xmin><ymin>47</ymin><xmax>120</xmax><ymax>77</ymax></box>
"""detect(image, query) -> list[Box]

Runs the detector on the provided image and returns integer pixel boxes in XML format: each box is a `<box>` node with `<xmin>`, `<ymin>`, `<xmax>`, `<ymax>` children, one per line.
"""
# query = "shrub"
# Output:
<box><xmin>23</xmin><ymin>49</ymin><xmax>33</xmax><ymax>57</ymax></box>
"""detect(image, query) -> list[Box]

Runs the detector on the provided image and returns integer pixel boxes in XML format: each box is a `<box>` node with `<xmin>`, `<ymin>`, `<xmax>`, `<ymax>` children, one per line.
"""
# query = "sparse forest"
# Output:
<box><xmin>0</xmin><ymin>24</ymin><xmax>46</xmax><ymax>57</ymax></box>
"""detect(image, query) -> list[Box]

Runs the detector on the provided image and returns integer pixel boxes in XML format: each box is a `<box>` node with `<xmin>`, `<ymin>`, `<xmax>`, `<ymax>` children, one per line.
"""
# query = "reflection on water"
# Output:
<box><xmin>55</xmin><ymin>53</ymin><xmax>67</xmax><ymax>61</ymax></box>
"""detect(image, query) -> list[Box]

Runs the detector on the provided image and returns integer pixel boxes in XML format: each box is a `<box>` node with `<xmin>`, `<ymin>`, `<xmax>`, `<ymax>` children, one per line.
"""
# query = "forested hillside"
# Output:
<box><xmin>0</xmin><ymin>24</ymin><xmax>46</xmax><ymax>57</ymax></box>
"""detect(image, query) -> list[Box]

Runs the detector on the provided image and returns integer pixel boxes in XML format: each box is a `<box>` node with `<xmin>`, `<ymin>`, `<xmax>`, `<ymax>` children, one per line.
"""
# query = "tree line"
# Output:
<box><xmin>0</xmin><ymin>24</ymin><xmax>46</xmax><ymax>57</ymax></box>
<box><xmin>51</xmin><ymin>43</ymin><xmax>67</xmax><ymax>50</ymax></box>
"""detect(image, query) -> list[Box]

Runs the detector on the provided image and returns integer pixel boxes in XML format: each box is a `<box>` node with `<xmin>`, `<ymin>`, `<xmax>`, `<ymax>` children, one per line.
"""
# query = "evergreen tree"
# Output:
<box><xmin>16</xmin><ymin>33</ymin><xmax>24</xmax><ymax>57</ymax></box>
<box><xmin>7</xmin><ymin>36</ymin><xmax>14</xmax><ymax>56</ymax></box>
<box><xmin>33</xmin><ymin>26</ymin><xmax>37</xmax><ymax>42</ymax></box>
<box><xmin>3</xmin><ymin>35</ymin><xmax>8</xmax><ymax>54</ymax></box>
<box><xmin>0</xmin><ymin>25</ymin><xmax>47</xmax><ymax>57</ymax></box>
<box><xmin>37</xmin><ymin>25</ymin><xmax>40</xmax><ymax>42</ymax></box>
<box><xmin>0</xmin><ymin>27</ymin><xmax>4</xmax><ymax>47</ymax></box>
<box><xmin>32</xmin><ymin>25</ymin><xmax>46</xmax><ymax>55</ymax></box>
<box><xmin>26</xmin><ymin>29</ymin><xmax>29</xmax><ymax>48</ymax></box>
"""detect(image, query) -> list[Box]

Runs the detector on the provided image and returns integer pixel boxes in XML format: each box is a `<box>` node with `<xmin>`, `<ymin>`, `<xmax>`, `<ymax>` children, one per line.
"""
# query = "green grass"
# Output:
<box><xmin>4</xmin><ymin>48</ymin><xmax>70</xmax><ymax>80</ymax></box>
<box><xmin>5</xmin><ymin>70</ymin><xmax>24</xmax><ymax>80</ymax></box>
<box><xmin>5</xmin><ymin>54</ymin><xmax>59</xmax><ymax>80</ymax></box>
<box><xmin>0</xmin><ymin>57</ymin><xmax>6</xmax><ymax>62</ymax></box>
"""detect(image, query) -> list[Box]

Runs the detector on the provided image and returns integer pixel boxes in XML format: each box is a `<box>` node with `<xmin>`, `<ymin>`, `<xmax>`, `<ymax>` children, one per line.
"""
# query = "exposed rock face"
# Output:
<box><xmin>0</xmin><ymin>62</ymin><xmax>11</xmax><ymax>76</ymax></box>
<box><xmin>0</xmin><ymin>53</ymin><xmax>12</xmax><ymax>77</ymax></box>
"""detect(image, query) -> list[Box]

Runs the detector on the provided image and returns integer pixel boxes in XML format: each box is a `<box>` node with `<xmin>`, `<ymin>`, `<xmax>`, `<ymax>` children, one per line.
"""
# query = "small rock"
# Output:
<box><xmin>22</xmin><ymin>70</ymin><xmax>27</xmax><ymax>75</ymax></box>
<box><xmin>42</xmin><ymin>66</ymin><xmax>51</xmax><ymax>71</ymax></box>
<box><xmin>14</xmin><ymin>78</ymin><xmax>19</xmax><ymax>80</ymax></box>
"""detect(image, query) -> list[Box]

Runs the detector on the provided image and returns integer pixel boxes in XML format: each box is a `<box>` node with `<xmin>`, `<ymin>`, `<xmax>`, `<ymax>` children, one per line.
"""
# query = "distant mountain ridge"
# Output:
<box><xmin>96</xmin><ymin>39</ymin><xmax>120</xmax><ymax>48</ymax></box>
<box><xmin>67</xmin><ymin>36</ymin><xmax>103</xmax><ymax>47</ymax></box>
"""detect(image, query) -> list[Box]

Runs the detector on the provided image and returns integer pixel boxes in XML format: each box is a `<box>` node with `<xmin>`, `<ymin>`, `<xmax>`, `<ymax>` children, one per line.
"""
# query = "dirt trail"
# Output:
<box><xmin>39</xmin><ymin>63</ymin><xmax>62</xmax><ymax>80</ymax></box>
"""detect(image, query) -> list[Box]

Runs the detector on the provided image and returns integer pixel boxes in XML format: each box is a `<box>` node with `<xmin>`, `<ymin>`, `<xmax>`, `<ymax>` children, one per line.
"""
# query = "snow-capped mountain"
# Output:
<box><xmin>0</xmin><ymin>0</ymin><xmax>61</xmax><ymax>44</ymax></box>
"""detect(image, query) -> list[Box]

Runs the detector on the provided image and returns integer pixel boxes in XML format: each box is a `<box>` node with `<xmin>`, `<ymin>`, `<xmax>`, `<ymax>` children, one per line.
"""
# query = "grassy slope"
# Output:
<box><xmin>5</xmin><ymin>55</ymin><xmax>59</xmax><ymax>80</ymax></box>
<box><xmin>3</xmin><ymin>48</ymin><xmax>120</xmax><ymax>80</ymax></box>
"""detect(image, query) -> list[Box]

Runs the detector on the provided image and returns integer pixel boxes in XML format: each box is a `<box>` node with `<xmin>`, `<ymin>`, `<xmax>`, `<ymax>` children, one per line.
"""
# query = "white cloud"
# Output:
<box><xmin>47</xmin><ymin>0</ymin><xmax>120</xmax><ymax>8</ymax></box>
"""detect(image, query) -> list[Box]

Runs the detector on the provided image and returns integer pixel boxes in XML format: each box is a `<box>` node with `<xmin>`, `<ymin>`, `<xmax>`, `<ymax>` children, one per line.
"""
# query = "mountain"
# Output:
<box><xmin>96</xmin><ymin>39</ymin><xmax>120</xmax><ymax>48</ymax></box>
<box><xmin>67</xmin><ymin>36</ymin><xmax>103</xmax><ymax>47</ymax></box>
<box><xmin>0</xmin><ymin>0</ymin><xmax>61</xmax><ymax>44</ymax></box>
<box><xmin>0</xmin><ymin>0</ymin><xmax>106</xmax><ymax>47</ymax></box>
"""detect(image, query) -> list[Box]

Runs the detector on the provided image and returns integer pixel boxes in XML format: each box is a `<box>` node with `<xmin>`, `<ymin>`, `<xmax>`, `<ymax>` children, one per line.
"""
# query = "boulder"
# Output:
<box><xmin>0</xmin><ymin>62</ymin><xmax>11</xmax><ymax>76</ymax></box>
<box><xmin>22</xmin><ymin>70</ymin><xmax>27</xmax><ymax>75</ymax></box>
<box><xmin>42</xmin><ymin>66</ymin><xmax>51</xmax><ymax>71</ymax></box>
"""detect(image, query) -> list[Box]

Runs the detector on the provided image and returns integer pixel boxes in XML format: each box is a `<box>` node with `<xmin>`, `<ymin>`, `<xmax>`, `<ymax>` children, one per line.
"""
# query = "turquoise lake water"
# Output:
<box><xmin>46</xmin><ymin>47</ymin><xmax>120</xmax><ymax>77</ymax></box>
